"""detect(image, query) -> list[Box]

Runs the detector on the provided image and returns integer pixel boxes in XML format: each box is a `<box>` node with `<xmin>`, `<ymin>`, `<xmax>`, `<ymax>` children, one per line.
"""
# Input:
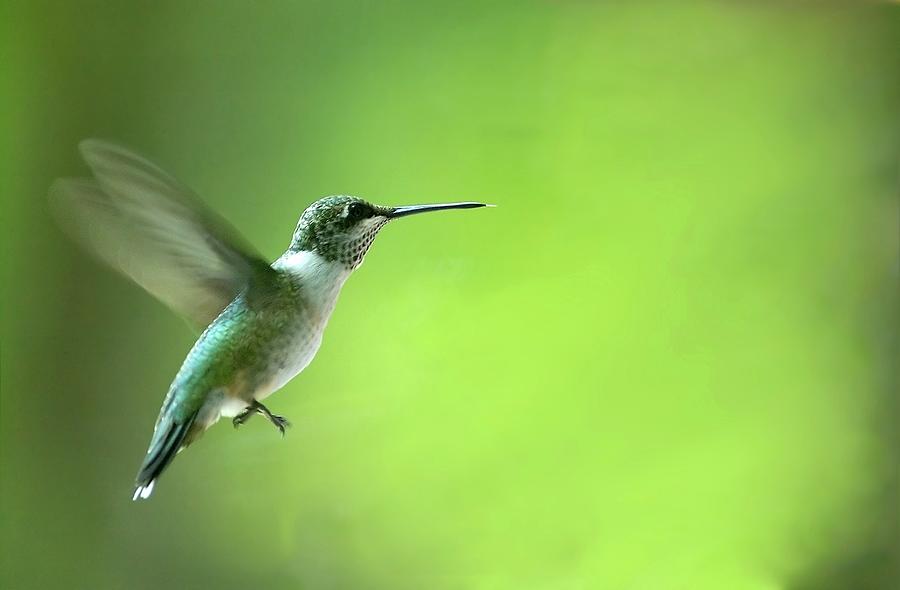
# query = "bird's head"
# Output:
<box><xmin>289</xmin><ymin>195</ymin><xmax>488</xmax><ymax>269</ymax></box>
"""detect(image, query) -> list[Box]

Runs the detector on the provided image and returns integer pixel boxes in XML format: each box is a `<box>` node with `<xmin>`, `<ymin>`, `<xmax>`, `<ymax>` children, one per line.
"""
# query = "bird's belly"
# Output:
<box><xmin>253</xmin><ymin>320</ymin><xmax>327</xmax><ymax>402</ymax></box>
<box><xmin>217</xmin><ymin>396</ymin><xmax>254</xmax><ymax>419</ymax></box>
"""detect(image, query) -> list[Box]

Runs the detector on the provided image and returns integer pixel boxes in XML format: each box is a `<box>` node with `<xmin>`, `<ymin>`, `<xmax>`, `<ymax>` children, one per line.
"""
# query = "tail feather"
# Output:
<box><xmin>133</xmin><ymin>413</ymin><xmax>197</xmax><ymax>501</ymax></box>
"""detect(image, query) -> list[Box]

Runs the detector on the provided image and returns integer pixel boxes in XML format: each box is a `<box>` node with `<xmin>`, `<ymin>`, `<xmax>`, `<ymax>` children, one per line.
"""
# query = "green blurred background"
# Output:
<box><xmin>2</xmin><ymin>1</ymin><xmax>897</xmax><ymax>588</ymax></box>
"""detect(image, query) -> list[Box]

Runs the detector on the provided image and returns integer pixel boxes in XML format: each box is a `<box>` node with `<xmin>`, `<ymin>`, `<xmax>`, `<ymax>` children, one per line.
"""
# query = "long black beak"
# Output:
<box><xmin>388</xmin><ymin>202</ymin><xmax>491</xmax><ymax>219</ymax></box>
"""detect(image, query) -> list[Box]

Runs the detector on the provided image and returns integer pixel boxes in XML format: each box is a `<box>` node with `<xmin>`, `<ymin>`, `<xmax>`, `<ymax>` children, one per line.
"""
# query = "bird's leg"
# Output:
<box><xmin>251</xmin><ymin>400</ymin><xmax>291</xmax><ymax>436</ymax></box>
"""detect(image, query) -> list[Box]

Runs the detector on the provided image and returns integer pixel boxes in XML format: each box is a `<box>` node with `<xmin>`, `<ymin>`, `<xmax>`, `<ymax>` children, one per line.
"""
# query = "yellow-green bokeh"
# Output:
<box><xmin>2</xmin><ymin>1</ymin><xmax>897</xmax><ymax>589</ymax></box>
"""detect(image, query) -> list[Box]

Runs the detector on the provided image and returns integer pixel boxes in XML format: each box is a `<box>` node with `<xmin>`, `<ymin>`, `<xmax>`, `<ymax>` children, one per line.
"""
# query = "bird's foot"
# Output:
<box><xmin>254</xmin><ymin>401</ymin><xmax>291</xmax><ymax>437</ymax></box>
<box><xmin>232</xmin><ymin>406</ymin><xmax>254</xmax><ymax>428</ymax></box>
<box><xmin>267</xmin><ymin>413</ymin><xmax>291</xmax><ymax>437</ymax></box>
<box><xmin>233</xmin><ymin>400</ymin><xmax>290</xmax><ymax>436</ymax></box>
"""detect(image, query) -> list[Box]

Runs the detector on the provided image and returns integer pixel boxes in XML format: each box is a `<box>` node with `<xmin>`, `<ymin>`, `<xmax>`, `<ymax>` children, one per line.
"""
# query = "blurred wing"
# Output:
<box><xmin>50</xmin><ymin>139</ymin><xmax>276</xmax><ymax>328</ymax></box>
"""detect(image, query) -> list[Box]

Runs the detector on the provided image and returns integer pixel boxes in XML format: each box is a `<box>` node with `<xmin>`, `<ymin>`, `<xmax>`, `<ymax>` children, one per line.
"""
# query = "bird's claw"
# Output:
<box><xmin>269</xmin><ymin>414</ymin><xmax>291</xmax><ymax>437</ymax></box>
<box><xmin>232</xmin><ymin>408</ymin><xmax>253</xmax><ymax>429</ymax></box>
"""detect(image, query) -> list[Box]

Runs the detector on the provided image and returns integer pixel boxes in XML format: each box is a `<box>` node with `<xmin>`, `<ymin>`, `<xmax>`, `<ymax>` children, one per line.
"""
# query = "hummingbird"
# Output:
<box><xmin>50</xmin><ymin>139</ymin><xmax>489</xmax><ymax>500</ymax></box>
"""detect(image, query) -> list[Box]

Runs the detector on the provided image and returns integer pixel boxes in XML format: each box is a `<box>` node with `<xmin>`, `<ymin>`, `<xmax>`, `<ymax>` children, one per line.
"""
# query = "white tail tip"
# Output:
<box><xmin>132</xmin><ymin>479</ymin><xmax>156</xmax><ymax>501</ymax></box>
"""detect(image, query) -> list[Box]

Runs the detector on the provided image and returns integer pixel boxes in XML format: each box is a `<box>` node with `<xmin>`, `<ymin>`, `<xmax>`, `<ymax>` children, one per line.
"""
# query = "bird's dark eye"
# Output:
<box><xmin>348</xmin><ymin>202</ymin><xmax>365</xmax><ymax>218</ymax></box>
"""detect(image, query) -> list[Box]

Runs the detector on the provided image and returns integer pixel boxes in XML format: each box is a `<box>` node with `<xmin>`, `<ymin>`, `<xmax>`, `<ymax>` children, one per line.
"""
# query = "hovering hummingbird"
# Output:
<box><xmin>50</xmin><ymin>139</ymin><xmax>489</xmax><ymax>500</ymax></box>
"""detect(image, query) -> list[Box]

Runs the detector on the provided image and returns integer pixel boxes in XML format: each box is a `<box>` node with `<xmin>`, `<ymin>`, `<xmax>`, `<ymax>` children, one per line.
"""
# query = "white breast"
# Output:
<box><xmin>256</xmin><ymin>250</ymin><xmax>351</xmax><ymax>400</ymax></box>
